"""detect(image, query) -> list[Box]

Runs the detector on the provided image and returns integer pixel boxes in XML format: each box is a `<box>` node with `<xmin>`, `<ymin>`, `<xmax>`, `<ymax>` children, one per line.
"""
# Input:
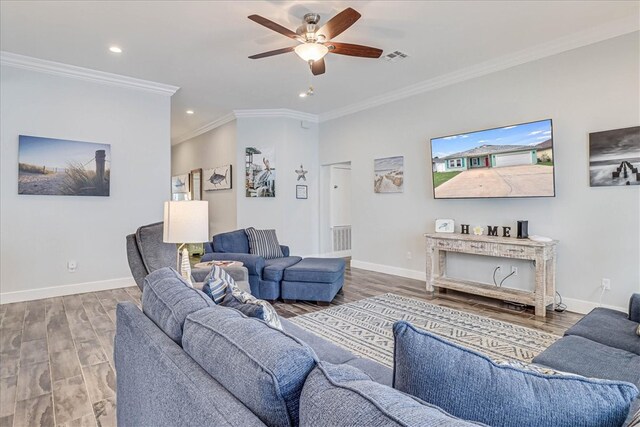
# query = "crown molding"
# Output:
<box><xmin>319</xmin><ymin>16</ymin><xmax>639</xmax><ymax>122</ymax></box>
<box><xmin>0</xmin><ymin>51</ymin><xmax>179</xmax><ymax>96</ymax></box>
<box><xmin>233</xmin><ymin>108</ymin><xmax>319</xmax><ymax>123</ymax></box>
<box><xmin>172</xmin><ymin>112</ymin><xmax>236</xmax><ymax>145</ymax></box>
<box><xmin>172</xmin><ymin>108</ymin><xmax>320</xmax><ymax>145</ymax></box>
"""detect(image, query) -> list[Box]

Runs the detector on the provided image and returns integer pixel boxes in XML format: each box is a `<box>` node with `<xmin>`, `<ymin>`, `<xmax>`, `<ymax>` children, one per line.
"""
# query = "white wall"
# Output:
<box><xmin>1</xmin><ymin>66</ymin><xmax>171</xmax><ymax>302</ymax></box>
<box><xmin>236</xmin><ymin>117</ymin><xmax>319</xmax><ymax>256</ymax></box>
<box><xmin>318</xmin><ymin>33</ymin><xmax>640</xmax><ymax>312</ymax></box>
<box><xmin>171</xmin><ymin>120</ymin><xmax>238</xmax><ymax>236</ymax></box>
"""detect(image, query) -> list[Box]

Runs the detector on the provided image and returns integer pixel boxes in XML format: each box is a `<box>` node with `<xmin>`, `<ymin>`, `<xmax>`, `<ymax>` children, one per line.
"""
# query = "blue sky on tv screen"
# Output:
<box><xmin>431</xmin><ymin>119</ymin><xmax>552</xmax><ymax>158</ymax></box>
<box><xmin>18</xmin><ymin>136</ymin><xmax>111</xmax><ymax>170</ymax></box>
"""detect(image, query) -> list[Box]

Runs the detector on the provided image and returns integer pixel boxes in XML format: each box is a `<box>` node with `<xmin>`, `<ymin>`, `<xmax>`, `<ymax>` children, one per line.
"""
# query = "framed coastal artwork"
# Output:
<box><xmin>204</xmin><ymin>165</ymin><xmax>232</xmax><ymax>191</ymax></box>
<box><xmin>171</xmin><ymin>173</ymin><xmax>190</xmax><ymax>195</ymax></box>
<box><xmin>245</xmin><ymin>147</ymin><xmax>275</xmax><ymax>197</ymax></box>
<box><xmin>18</xmin><ymin>135</ymin><xmax>111</xmax><ymax>197</ymax></box>
<box><xmin>589</xmin><ymin>126</ymin><xmax>640</xmax><ymax>187</ymax></box>
<box><xmin>374</xmin><ymin>156</ymin><xmax>404</xmax><ymax>193</ymax></box>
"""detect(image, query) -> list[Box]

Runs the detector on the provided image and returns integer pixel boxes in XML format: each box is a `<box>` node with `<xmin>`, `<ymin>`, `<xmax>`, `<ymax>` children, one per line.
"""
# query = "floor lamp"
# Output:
<box><xmin>163</xmin><ymin>200</ymin><xmax>209</xmax><ymax>286</ymax></box>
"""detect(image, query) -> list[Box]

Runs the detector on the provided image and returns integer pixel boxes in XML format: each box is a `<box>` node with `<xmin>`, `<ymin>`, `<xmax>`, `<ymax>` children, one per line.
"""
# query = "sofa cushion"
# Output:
<box><xmin>282</xmin><ymin>257</ymin><xmax>345</xmax><ymax>283</ymax></box>
<box><xmin>393</xmin><ymin>321</ymin><xmax>638</xmax><ymax>427</ymax></box>
<box><xmin>142</xmin><ymin>267</ymin><xmax>215</xmax><ymax>344</ymax></box>
<box><xmin>202</xmin><ymin>265</ymin><xmax>236</xmax><ymax>304</ymax></box>
<box><xmin>135</xmin><ymin>222</ymin><xmax>176</xmax><ymax>273</ymax></box>
<box><xmin>299</xmin><ymin>362</ymin><xmax>482</xmax><ymax>427</ymax></box>
<box><xmin>280</xmin><ymin>318</ymin><xmax>355</xmax><ymax>365</ymax></box>
<box><xmin>532</xmin><ymin>335</ymin><xmax>640</xmax><ymax>387</ymax></box>
<box><xmin>220</xmin><ymin>290</ymin><xmax>282</xmax><ymax>330</ymax></box>
<box><xmin>182</xmin><ymin>306</ymin><xmax>317</xmax><ymax>427</ymax></box>
<box><xmin>343</xmin><ymin>357</ymin><xmax>393</xmax><ymax>387</ymax></box>
<box><xmin>212</xmin><ymin>229</ymin><xmax>250</xmax><ymax>254</ymax></box>
<box><xmin>263</xmin><ymin>257</ymin><xmax>302</xmax><ymax>282</ymax></box>
<box><xmin>565</xmin><ymin>307</ymin><xmax>640</xmax><ymax>355</ymax></box>
<box><xmin>245</xmin><ymin>228</ymin><xmax>284</xmax><ymax>259</ymax></box>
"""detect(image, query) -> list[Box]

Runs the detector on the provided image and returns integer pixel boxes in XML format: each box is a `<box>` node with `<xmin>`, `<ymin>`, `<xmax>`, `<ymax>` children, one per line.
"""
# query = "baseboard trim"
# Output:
<box><xmin>350</xmin><ymin>260</ymin><xmax>426</xmax><ymax>281</ymax></box>
<box><xmin>561</xmin><ymin>297</ymin><xmax>626</xmax><ymax>315</ymax></box>
<box><xmin>315</xmin><ymin>250</ymin><xmax>353</xmax><ymax>258</ymax></box>
<box><xmin>0</xmin><ymin>277</ymin><xmax>136</xmax><ymax>304</ymax></box>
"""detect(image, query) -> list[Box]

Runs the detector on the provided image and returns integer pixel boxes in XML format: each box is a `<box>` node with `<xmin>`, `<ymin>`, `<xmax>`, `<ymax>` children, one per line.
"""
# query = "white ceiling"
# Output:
<box><xmin>1</xmin><ymin>1</ymin><xmax>638</xmax><ymax>142</ymax></box>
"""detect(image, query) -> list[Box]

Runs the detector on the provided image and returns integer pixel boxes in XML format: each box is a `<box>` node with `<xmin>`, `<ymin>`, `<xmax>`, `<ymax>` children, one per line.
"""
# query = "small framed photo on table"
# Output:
<box><xmin>296</xmin><ymin>185</ymin><xmax>308</xmax><ymax>199</ymax></box>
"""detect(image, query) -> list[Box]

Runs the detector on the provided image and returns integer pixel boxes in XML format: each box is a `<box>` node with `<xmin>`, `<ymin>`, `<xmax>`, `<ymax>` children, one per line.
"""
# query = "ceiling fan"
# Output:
<box><xmin>248</xmin><ymin>7</ymin><xmax>383</xmax><ymax>76</ymax></box>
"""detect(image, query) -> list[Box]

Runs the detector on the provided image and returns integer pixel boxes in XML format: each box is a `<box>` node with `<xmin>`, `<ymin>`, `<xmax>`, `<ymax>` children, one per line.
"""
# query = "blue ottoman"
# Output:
<box><xmin>281</xmin><ymin>258</ymin><xmax>346</xmax><ymax>305</ymax></box>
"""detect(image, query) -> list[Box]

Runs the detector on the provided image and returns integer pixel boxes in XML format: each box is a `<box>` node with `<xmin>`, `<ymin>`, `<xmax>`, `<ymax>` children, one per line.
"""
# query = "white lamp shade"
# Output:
<box><xmin>163</xmin><ymin>201</ymin><xmax>209</xmax><ymax>243</ymax></box>
<box><xmin>294</xmin><ymin>43</ymin><xmax>329</xmax><ymax>62</ymax></box>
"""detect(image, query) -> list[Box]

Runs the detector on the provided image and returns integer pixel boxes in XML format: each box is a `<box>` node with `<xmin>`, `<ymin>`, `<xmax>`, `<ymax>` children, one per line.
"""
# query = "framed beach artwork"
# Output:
<box><xmin>18</xmin><ymin>135</ymin><xmax>111</xmax><ymax>197</ymax></box>
<box><xmin>171</xmin><ymin>174</ymin><xmax>190</xmax><ymax>195</ymax></box>
<box><xmin>204</xmin><ymin>165</ymin><xmax>232</xmax><ymax>191</ymax></box>
<box><xmin>374</xmin><ymin>156</ymin><xmax>404</xmax><ymax>193</ymax></box>
<box><xmin>245</xmin><ymin>147</ymin><xmax>275</xmax><ymax>197</ymax></box>
<box><xmin>589</xmin><ymin>126</ymin><xmax>640</xmax><ymax>187</ymax></box>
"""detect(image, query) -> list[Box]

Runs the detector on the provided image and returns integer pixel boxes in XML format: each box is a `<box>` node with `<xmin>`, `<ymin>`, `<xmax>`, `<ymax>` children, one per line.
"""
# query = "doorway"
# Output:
<box><xmin>320</xmin><ymin>162</ymin><xmax>352</xmax><ymax>257</ymax></box>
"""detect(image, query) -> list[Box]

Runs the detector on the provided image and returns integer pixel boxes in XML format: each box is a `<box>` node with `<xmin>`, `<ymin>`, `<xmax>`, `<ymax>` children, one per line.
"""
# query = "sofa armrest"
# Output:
<box><xmin>280</xmin><ymin>245</ymin><xmax>290</xmax><ymax>257</ymax></box>
<box><xmin>629</xmin><ymin>293</ymin><xmax>640</xmax><ymax>322</ymax></box>
<box><xmin>191</xmin><ymin>268</ymin><xmax>210</xmax><ymax>283</ymax></box>
<box><xmin>224</xmin><ymin>266</ymin><xmax>249</xmax><ymax>283</ymax></box>
<box><xmin>203</xmin><ymin>242</ymin><xmax>214</xmax><ymax>254</ymax></box>
<box><xmin>200</xmin><ymin>252</ymin><xmax>265</xmax><ymax>277</ymax></box>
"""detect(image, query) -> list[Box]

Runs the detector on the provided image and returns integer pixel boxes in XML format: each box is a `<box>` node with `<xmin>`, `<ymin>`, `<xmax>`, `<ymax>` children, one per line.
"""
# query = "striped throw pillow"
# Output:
<box><xmin>202</xmin><ymin>265</ymin><xmax>236</xmax><ymax>304</ymax></box>
<box><xmin>245</xmin><ymin>227</ymin><xmax>284</xmax><ymax>259</ymax></box>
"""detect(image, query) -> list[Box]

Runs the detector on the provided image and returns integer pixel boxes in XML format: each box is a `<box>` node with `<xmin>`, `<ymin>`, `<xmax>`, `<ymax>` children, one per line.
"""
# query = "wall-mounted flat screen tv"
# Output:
<box><xmin>430</xmin><ymin>119</ymin><xmax>555</xmax><ymax>199</ymax></box>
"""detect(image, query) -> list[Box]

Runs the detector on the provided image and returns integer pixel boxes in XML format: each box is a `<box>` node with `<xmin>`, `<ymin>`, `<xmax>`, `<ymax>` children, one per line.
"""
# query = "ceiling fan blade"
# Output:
<box><xmin>311</xmin><ymin>58</ymin><xmax>326</xmax><ymax>75</ymax></box>
<box><xmin>317</xmin><ymin>7</ymin><xmax>361</xmax><ymax>40</ymax></box>
<box><xmin>248</xmin><ymin>14</ymin><xmax>299</xmax><ymax>40</ymax></box>
<box><xmin>249</xmin><ymin>46</ymin><xmax>296</xmax><ymax>59</ymax></box>
<box><xmin>326</xmin><ymin>42</ymin><xmax>382</xmax><ymax>58</ymax></box>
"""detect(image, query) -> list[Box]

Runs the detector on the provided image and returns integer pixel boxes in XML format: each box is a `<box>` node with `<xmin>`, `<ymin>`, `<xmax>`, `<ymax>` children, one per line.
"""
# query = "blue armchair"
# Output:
<box><xmin>201</xmin><ymin>229</ymin><xmax>301</xmax><ymax>300</ymax></box>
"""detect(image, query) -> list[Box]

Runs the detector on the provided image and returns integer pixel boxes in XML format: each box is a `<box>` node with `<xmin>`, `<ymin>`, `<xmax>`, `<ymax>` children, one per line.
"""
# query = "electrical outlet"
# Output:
<box><xmin>511</xmin><ymin>266</ymin><xmax>518</xmax><ymax>276</ymax></box>
<box><xmin>406</xmin><ymin>251</ymin><xmax>412</xmax><ymax>260</ymax></box>
<box><xmin>67</xmin><ymin>260</ymin><xmax>77</xmax><ymax>272</ymax></box>
<box><xmin>601</xmin><ymin>278</ymin><xmax>611</xmax><ymax>290</ymax></box>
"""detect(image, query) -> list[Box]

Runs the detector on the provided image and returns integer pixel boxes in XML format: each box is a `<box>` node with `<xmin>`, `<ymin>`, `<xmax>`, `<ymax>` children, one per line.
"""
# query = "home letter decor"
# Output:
<box><xmin>461</xmin><ymin>224</ymin><xmax>470</xmax><ymax>235</ymax></box>
<box><xmin>502</xmin><ymin>227</ymin><xmax>511</xmax><ymax>237</ymax></box>
<box><xmin>487</xmin><ymin>226</ymin><xmax>499</xmax><ymax>236</ymax></box>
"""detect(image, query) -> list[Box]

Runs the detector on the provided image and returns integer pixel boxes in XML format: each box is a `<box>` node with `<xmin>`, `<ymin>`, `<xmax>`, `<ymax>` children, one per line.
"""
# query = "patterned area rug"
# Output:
<box><xmin>289</xmin><ymin>293</ymin><xmax>560</xmax><ymax>367</ymax></box>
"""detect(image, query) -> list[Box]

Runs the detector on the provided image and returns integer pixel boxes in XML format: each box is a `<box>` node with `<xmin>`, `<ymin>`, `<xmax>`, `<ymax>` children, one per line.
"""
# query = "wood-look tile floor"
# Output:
<box><xmin>0</xmin><ymin>288</ymin><xmax>141</xmax><ymax>427</ymax></box>
<box><xmin>0</xmin><ymin>264</ymin><xmax>583</xmax><ymax>427</ymax></box>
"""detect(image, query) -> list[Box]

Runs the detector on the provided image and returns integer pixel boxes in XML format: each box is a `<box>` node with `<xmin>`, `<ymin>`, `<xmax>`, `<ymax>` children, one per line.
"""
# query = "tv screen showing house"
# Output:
<box><xmin>430</xmin><ymin>119</ymin><xmax>555</xmax><ymax>199</ymax></box>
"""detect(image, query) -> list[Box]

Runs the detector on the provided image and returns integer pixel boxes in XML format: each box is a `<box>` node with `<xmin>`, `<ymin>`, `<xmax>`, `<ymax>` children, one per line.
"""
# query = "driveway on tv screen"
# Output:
<box><xmin>434</xmin><ymin>165</ymin><xmax>554</xmax><ymax>198</ymax></box>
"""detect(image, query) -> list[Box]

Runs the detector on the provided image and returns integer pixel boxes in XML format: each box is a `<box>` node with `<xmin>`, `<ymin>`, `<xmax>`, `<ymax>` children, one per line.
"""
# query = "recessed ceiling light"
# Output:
<box><xmin>298</xmin><ymin>93</ymin><xmax>307</xmax><ymax>98</ymax></box>
<box><xmin>186</xmin><ymin>110</ymin><xmax>195</xmax><ymax>115</ymax></box>
<box><xmin>109</xmin><ymin>46</ymin><xmax>122</xmax><ymax>53</ymax></box>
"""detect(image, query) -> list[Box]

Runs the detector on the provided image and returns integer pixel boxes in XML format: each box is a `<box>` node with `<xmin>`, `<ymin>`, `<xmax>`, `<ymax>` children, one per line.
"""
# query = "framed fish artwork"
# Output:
<box><xmin>171</xmin><ymin>174</ymin><xmax>189</xmax><ymax>194</ymax></box>
<box><xmin>204</xmin><ymin>165</ymin><xmax>232</xmax><ymax>191</ymax></box>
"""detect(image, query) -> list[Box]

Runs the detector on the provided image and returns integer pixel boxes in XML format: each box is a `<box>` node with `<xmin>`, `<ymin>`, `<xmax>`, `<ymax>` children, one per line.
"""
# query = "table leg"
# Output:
<box><xmin>534</xmin><ymin>256</ymin><xmax>547</xmax><ymax>317</ymax></box>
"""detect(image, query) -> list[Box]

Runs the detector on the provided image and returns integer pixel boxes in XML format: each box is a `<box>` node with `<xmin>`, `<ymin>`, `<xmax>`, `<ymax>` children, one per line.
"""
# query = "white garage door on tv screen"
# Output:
<box><xmin>430</xmin><ymin>119</ymin><xmax>555</xmax><ymax>199</ymax></box>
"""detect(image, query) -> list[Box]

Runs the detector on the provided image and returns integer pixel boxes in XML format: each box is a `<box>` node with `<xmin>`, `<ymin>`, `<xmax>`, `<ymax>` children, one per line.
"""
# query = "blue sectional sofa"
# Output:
<box><xmin>202</xmin><ymin>229</ymin><xmax>302</xmax><ymax>300</ymax></box>
<box><xmin>533</xmin><ymin>293</ymin><xmax>640</xmax><ymax>423</ymax></box>
<box><xmin>202</xmin><ymin>229</ymin><xmax>345</xmax><ymax>303</ymax></box>
<box><xmin>116</xmin><ymin>269</ymin><xmax>481</xmax><ymax>426</ymax></box>
<box><xmin>115</xmin><ymin>270</ymin><xmax>639</xmax><ymax>426</ymax></box>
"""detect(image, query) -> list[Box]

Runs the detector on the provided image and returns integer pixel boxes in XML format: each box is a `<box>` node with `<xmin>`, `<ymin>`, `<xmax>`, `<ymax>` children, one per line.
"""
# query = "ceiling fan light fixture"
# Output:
<box><xmin>294</xmin><ymin>43</ymin><xmax>329</xmax><ymax>62</ymax></box>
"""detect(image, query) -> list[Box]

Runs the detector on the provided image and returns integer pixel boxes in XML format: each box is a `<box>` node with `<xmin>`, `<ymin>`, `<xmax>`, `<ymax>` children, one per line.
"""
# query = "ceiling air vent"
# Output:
<box><xmin>383</xmin><ymin>50</ymin><xmax>409</xmax><ymax>62</ymax></box>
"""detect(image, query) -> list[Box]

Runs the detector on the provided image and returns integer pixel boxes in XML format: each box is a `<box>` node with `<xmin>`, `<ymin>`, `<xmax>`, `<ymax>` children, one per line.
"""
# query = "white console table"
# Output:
<box><xmin>424</xmin><ymin>233</ymin><xmax>557</xmax><ymax>317</ymax></box>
